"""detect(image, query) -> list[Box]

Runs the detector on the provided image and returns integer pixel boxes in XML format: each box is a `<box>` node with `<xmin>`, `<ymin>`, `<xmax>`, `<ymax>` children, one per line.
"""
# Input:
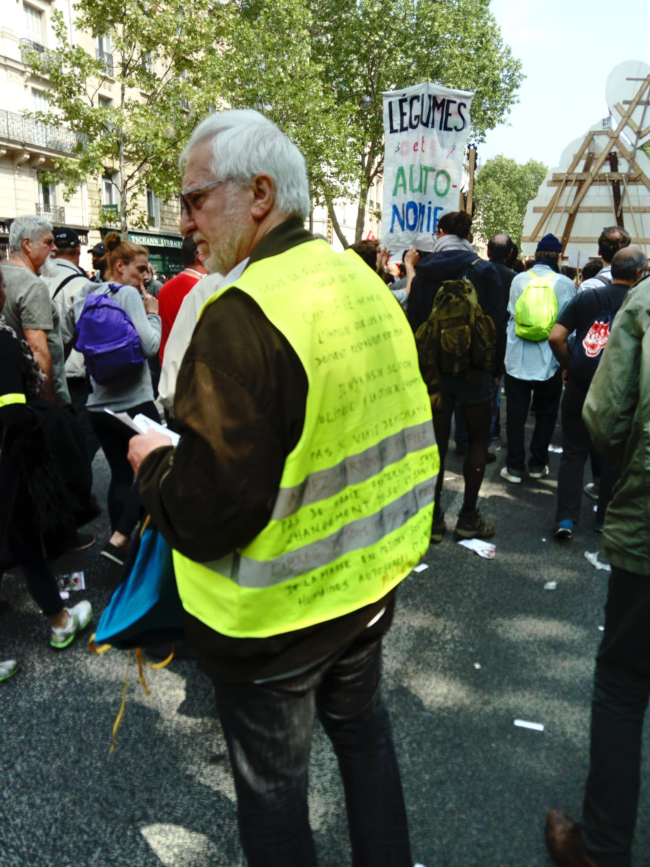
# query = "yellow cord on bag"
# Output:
<box><xmin>90</xmin><ymin>637</ymin><xmax>175</xmax><ymax>753</ymax></box>
<box><xmin>110</xmin><ymin>649</ymin><xmax>132</xmax><ymax>754</ymax></box>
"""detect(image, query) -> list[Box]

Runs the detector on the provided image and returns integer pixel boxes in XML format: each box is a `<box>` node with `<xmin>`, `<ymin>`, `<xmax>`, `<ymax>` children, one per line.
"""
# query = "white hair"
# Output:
<box><xmin>181</xmin><ymin>109</ymin><xmax>311</xmax><ymax>220</ymax></box>
<box><xmin>9</xmin><ymin>215</ymin><xmax>53</xmax><ymax>252</ymax></box>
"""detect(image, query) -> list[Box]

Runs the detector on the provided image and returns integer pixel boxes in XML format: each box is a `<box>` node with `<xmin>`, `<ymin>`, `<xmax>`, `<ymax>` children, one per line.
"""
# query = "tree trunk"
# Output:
<box><xmin>326</xmin><ymin>202</ymin><xmax>350</xmax><ymax>249</ymax></box>
<box><xmin>354</xmin><ymin>183</ymin><xmax>370</xmax><ymax>243</ymax></box>
<box><xmin>119</xmin><ymin>81</ymin><xmax>128</xmax><ymax>234</ymax></box>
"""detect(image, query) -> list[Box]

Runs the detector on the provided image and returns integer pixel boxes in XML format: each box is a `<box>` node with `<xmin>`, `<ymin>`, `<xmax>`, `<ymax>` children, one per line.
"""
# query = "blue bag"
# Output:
<box><xmin>93</xmin><ymin>518</ymin><xmax>185</xmax><ymax>650</ymax></box>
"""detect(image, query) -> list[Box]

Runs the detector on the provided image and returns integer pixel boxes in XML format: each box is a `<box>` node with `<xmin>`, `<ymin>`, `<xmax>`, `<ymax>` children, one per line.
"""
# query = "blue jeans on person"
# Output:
<box><xmin>212</xmin><ymin>633</ymin><xmax>412</xmax><ymax>867</ymax></box>
<box><xmin>581</xmin><ymin>567</ymin><xmax>650</xmax><ymax>866</ymax></box>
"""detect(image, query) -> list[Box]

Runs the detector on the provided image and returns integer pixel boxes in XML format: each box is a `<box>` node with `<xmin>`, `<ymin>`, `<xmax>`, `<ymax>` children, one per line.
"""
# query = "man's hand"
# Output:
<box><xmin>128</xmin><ymin>429</ymin><xmax>174</xmax><ymax>477</ymax></box>
<box><xmin>403</xmin><ymin>245</ymin><xmax>419</xmax><ymax>271</ymax></box>
<box><xmin>375</xmin><ymin>246</ymin><xmax>389</xmax><ymax>273</ymax></box>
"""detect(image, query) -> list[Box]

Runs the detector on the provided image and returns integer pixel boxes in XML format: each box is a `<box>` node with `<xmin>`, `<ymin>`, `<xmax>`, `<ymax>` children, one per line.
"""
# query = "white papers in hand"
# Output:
<box><xmin>104</xmin><ymin>409</ymin><xmax>180</xmax><ymax>446</ymax></box>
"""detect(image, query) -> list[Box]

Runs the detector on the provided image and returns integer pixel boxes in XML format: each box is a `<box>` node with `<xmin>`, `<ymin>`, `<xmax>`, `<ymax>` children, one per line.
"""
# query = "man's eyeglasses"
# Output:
<box><xmin>179</xmin><ymin>177</ymin><xmax>236</xmax><ymax>217</ymax></box>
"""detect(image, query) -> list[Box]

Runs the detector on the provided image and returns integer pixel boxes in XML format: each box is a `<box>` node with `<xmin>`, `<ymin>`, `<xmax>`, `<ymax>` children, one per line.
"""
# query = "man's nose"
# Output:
<box><xmin>180</xmin><ymin>208</ymin><xmax>196</xmax><ymax>236</ymax></box>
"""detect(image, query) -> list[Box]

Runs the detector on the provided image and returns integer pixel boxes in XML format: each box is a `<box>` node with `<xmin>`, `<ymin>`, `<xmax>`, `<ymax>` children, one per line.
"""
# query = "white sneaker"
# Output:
<box><xmin>529</xmin><ymin>465</ymin><xmax>550</xmax><ymax>479</ymax></box>
<box><xmin>50</xmin><ymin>600</ymin><xmax>93</xmax><ymax>649</ymax></box>
<box><xmin>500</xmin><ymin>466</ymin><xmax>522</xmax><ymax>484</ymax></box>
<box><xmin>0</xmin><ymin>659</ymin><xmax>18</xmax><ymax>682</ymax></box>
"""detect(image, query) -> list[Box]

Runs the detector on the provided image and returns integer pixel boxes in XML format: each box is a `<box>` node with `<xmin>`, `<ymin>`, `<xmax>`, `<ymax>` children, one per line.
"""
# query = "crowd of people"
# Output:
<box><xmin>1</xmin><ymin>109</ymin><xmax>650</xmax><ymax>867</ymax></box>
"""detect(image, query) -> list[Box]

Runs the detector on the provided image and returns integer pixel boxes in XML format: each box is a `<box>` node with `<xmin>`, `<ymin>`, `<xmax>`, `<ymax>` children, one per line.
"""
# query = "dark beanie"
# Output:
<box><xmin>536</xmin><ymin>233</ymin><xmax>563</xmax><ymax>253</ymax></box>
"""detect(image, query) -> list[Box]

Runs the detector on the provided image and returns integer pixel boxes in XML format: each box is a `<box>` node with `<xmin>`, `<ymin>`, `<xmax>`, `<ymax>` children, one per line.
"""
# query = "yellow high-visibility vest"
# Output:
<box><xmin>173</xmin><ymin>239</ymin><xmax>439</xmax><ymax>639</ymax></box>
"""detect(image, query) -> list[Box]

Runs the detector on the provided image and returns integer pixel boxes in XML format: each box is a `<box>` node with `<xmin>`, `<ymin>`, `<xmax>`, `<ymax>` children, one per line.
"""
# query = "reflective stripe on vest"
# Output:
<box><xmin>0</xmin><ymin>393</ymin><xmax>27</xmax><ymax>408</ymax></box>
<box><xmin>173</xmin><ymin>240</ymin><xmax>439</xmax><ymax>639</ymax></box>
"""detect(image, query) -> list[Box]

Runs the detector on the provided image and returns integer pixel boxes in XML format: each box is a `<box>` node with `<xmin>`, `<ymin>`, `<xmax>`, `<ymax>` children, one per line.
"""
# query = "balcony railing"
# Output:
<box><xmin>96</xmin><ymin>48</ymin><xmax>114</xmax><ymax>77</ymax></box>
<box><xmin>36</xmin><ymin>203</ymin><xmax>65</xmax><ymax>223</ymax></box>
<box><xmin>20</xmin><ymin>38</ymin><xmax>47</xmax><ymax>54</ymax></box>
<box><xmin>0</xmin><ymin>109</ymin><xmax>80</xmax><ymax>153</ymax></box>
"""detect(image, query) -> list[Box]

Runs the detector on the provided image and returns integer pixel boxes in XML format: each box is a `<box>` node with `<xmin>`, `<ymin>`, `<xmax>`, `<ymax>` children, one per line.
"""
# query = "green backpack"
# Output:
<box><xmin>514</xmin><ymin>271</ymin><xmax>559</xmax><ymax>341</ymax></box>
<box><xmin>415</xmin><ymin>261</ymin><xmax>497</xmax><ymax>386</ymax></box>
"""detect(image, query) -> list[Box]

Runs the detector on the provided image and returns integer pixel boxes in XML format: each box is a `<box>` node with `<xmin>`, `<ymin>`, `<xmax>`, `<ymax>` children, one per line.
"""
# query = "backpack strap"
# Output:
<box><xmin>461</xmin><ymin>257</ymin><xmax>481</xmax><ymax>280</ymax></box>
<box><xmin>52</xmin><ymin>271</ymin><xmax>84</xmax><ymax>301</ymax></box>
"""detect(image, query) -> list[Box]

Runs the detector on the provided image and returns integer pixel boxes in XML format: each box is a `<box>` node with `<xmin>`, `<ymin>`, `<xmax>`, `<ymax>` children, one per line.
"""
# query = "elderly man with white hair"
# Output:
<box><xmin>0</xmin><ymin>215</ymin><xmax>69</xmax><ymax>405</ymax></box>
<box><xmin>129</xmin><ymin>109</ymin><xmax>438</xmax><ymax>866</ymax></box>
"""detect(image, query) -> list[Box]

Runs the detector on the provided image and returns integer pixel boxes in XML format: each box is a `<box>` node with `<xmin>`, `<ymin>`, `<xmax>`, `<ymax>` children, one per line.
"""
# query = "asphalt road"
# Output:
<box><xmin>2</xmin><ymin>426</ymin><xmax>648</xmax><ymax>867</ymax></box>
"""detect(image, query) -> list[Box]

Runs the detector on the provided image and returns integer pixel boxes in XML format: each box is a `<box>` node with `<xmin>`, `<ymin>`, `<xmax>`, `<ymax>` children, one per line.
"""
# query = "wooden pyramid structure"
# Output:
<box><xmin>522</xmin><ymin>68</ymin><xmax>650</xmax><ymax>258</ymax></box>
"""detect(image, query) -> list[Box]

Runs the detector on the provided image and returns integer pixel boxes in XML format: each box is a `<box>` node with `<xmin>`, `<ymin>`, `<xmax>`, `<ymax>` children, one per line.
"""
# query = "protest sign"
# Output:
<box><xmin>381</xmin><ymin>82</ymin><xmax>474</xmax><ymax>255</ymax></box>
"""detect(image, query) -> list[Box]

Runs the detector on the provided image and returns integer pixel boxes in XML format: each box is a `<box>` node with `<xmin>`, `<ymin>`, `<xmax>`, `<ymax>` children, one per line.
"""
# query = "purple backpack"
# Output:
<box><xmin>74</xmin><ymin>284</ymin><xmax>145</xmax><ymax>385</ymax></box>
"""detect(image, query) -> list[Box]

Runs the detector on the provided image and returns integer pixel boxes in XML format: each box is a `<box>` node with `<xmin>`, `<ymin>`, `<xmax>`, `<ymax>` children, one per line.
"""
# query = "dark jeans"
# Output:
<box><xmin>67</xmin><ymin>377</ymin><xmax>101</xmax><ymax>463</ymax></box>
<box><xmin>434</xmin><ymin>398</ymin><xmax>492</xmax><ymax>516</ymax></box>
<box><xmin>90</xmin><ymin>401</ymin><xmax>160</xmax><ymax>537</ymax></box>
<box><xmin>213</xmin><ymin>635</ymin><xmax>411</xmax><ymax>867</ymax></box>
<box><xmin>556</xmin><ymin>380</ymin><xmax>622</xmax><ymax>525</ymax></box>
<box><xmin>582</xmin><ymin>567</ymin><xmax>650</xmax><ymax>867</ymax></box>
<box><xmin>455</xmin><ymin>376</ymin><xmax>502</xmax><ymax>450</ymax></box>
<box><xmin>22</xmin><ymin>562</ymin><xmax>63</xmax><ymax>617</ymax></box>
<box><xmin>504</xmin><ymin>371</ymin><xmax>562</xmax><ymax>474</ymax></box>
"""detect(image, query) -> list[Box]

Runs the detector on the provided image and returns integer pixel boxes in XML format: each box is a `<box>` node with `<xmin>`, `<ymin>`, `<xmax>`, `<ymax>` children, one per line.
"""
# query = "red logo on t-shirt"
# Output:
<box><xmin>582</xmin><ymin>320</ymin><xmax>610</xmax><ymax>358</ymax></box>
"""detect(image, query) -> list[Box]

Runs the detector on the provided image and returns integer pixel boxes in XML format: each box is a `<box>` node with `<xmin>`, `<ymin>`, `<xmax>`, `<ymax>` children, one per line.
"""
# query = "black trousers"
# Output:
<box><xmin>89</xmin><ymin>401</ymin><xmax>159</xmax><ymax>537</ymax></box>
<box><xmin>556</xmin><ymin>380</ymin><xmax>621</xmax><ymax>525</ymax></box>
<box><xmin>67</xmin><ymin>377</ymin><xmax>101</xmax><ymax>463</ymax></box>
<box><xmin>504</xmin><ymin>371</ymin><xmax>562</xmax><ymax>474</ymax></box>
<box><xmin>582</xmin><ymin>567</ymin><xmax>650</xmax><ymax>867</ymax></box>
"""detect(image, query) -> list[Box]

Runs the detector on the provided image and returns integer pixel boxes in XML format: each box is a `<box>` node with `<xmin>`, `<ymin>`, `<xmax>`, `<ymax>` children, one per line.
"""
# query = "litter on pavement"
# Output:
<box><xmin>413</xmin><ymin>563</ymin><xmax>429</xmax><ymax>573</ymax></box>
<box><xmin>514</xmin><ymin>719</ymin><xmax>545</xmax><ymax>732</ymax></box>
<box><xmin>584</xmin><ymin>551</ymin><xmax>612</xmax><ymax>572</ymax></box>
<box><xmin>544</xmin><ymin>581</ymin><xmax>558</xmax><ymax>590</ymax></box>
<box><xmin>458</xmin><ymin>538</ymin><xmax>496</xmax><ymax>559</ymax></box>
<box><xmin>56</xmin><ymin>571</ymin><xmax>86</xmax><ymax>594</ymax></box>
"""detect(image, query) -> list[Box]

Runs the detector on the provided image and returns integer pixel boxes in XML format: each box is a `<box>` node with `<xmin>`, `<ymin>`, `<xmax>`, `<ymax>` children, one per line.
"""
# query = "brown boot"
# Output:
<box><xmin>546</xmin><ymin>810</ymin><xmax>597</xmax><ymax>867</ymax></box>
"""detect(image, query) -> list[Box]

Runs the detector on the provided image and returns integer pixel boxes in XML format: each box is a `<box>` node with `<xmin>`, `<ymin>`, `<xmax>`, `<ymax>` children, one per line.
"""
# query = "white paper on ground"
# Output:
<box><xmin>104</xmin><ymin>409</ymin><xmax>180</xmax><ymax>446</ymax></box>
<box><xmin>584</xmin><ymin>551</ymin><xmax>612</xmax><ymax>572</ymax></box>
<box><xmin>458</xmin><ymin>538</ymin><xmax>496</xmax><ymax>559</ymax></box>
<box><xmin>413</xmin><ymin>563</ymin><xmax>429</xmax><ymax>573</ymax></box>
<box><xmin>544</xmin><ymin>581</ymin><xmax>557</xmax><ymax>590</ymax></box>
<box><xmin>548</xmin><ymin>444</ymin><xmax>563</xmax><ymax>453</ymax></box>
<box><xmin>598</xmin><ymin>626</ymin><xmax>605</xmax><ymax>632</ymax></box>
<box><xmin>514</xmin><ymin>719</ymin><xmax>544</xmax><ymax>732</ymax></box>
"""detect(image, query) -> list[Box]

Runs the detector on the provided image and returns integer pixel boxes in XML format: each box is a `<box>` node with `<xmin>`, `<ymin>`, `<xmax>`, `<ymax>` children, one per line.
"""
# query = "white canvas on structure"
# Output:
<box><xmin>522</xmin><ymin>61</ymin><xmax>650</xmax><ymax>260</ymax></box>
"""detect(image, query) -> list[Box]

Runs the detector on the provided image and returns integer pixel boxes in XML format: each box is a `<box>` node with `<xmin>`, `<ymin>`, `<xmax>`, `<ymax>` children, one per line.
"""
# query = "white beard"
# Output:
<box><xmin>39</xmin><ymin>255</ymin><xmax>59</xmax><ymax>279</ymax></box>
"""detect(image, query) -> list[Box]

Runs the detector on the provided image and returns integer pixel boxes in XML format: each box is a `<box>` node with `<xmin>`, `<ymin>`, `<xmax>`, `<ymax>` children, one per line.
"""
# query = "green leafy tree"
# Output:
<box><xmin>473</xmin><ymin>155</ymin><xmax>547</xmax><ymax>248</ymax></box>
<box><xmin>215</xmin><ymin>0</ymin><xmax>358</xmax><ymax>218</ymax></box>
<box><xmin>307</xmin><ymin>0</ymin><xmax>525</xmax><ymax>245</ymax></box>
<box><xmin>23</xmin><ymin>0</ymin><xmax>225</xmax><ymax>232</ymax></box>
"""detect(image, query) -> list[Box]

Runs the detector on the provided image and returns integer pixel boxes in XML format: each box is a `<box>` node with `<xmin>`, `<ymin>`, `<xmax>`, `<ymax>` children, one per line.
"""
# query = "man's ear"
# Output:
<box><xmin>249</xmin><ymin>174</ymin><xmax>275</xmax><ymax>220</ymax></box>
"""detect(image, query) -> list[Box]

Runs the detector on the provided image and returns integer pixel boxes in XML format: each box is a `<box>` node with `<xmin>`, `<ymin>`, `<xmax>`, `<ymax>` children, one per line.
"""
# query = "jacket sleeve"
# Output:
<box><xmin>0</xmin><ymin>334</ymin><xmax>35</xmax><ymax>432</ymax></box>
<box><xmin>583</xmin><ymin>288</ymin><xmax>643</xmax><ymax>460</ymax></box>
<box><xmin>120</xmin><ymin>286</ymin><xmax>162</xmax><ymax>358</ymax></box>
<box><xmin>406</xmin><ymin>271</ymin><xmax>429</xmax><ymax>333</ymax></box>
<box><xmin>473</xmin><ymin>262</ymin><xmax>508</xmax><ymax>375</ymax></box>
